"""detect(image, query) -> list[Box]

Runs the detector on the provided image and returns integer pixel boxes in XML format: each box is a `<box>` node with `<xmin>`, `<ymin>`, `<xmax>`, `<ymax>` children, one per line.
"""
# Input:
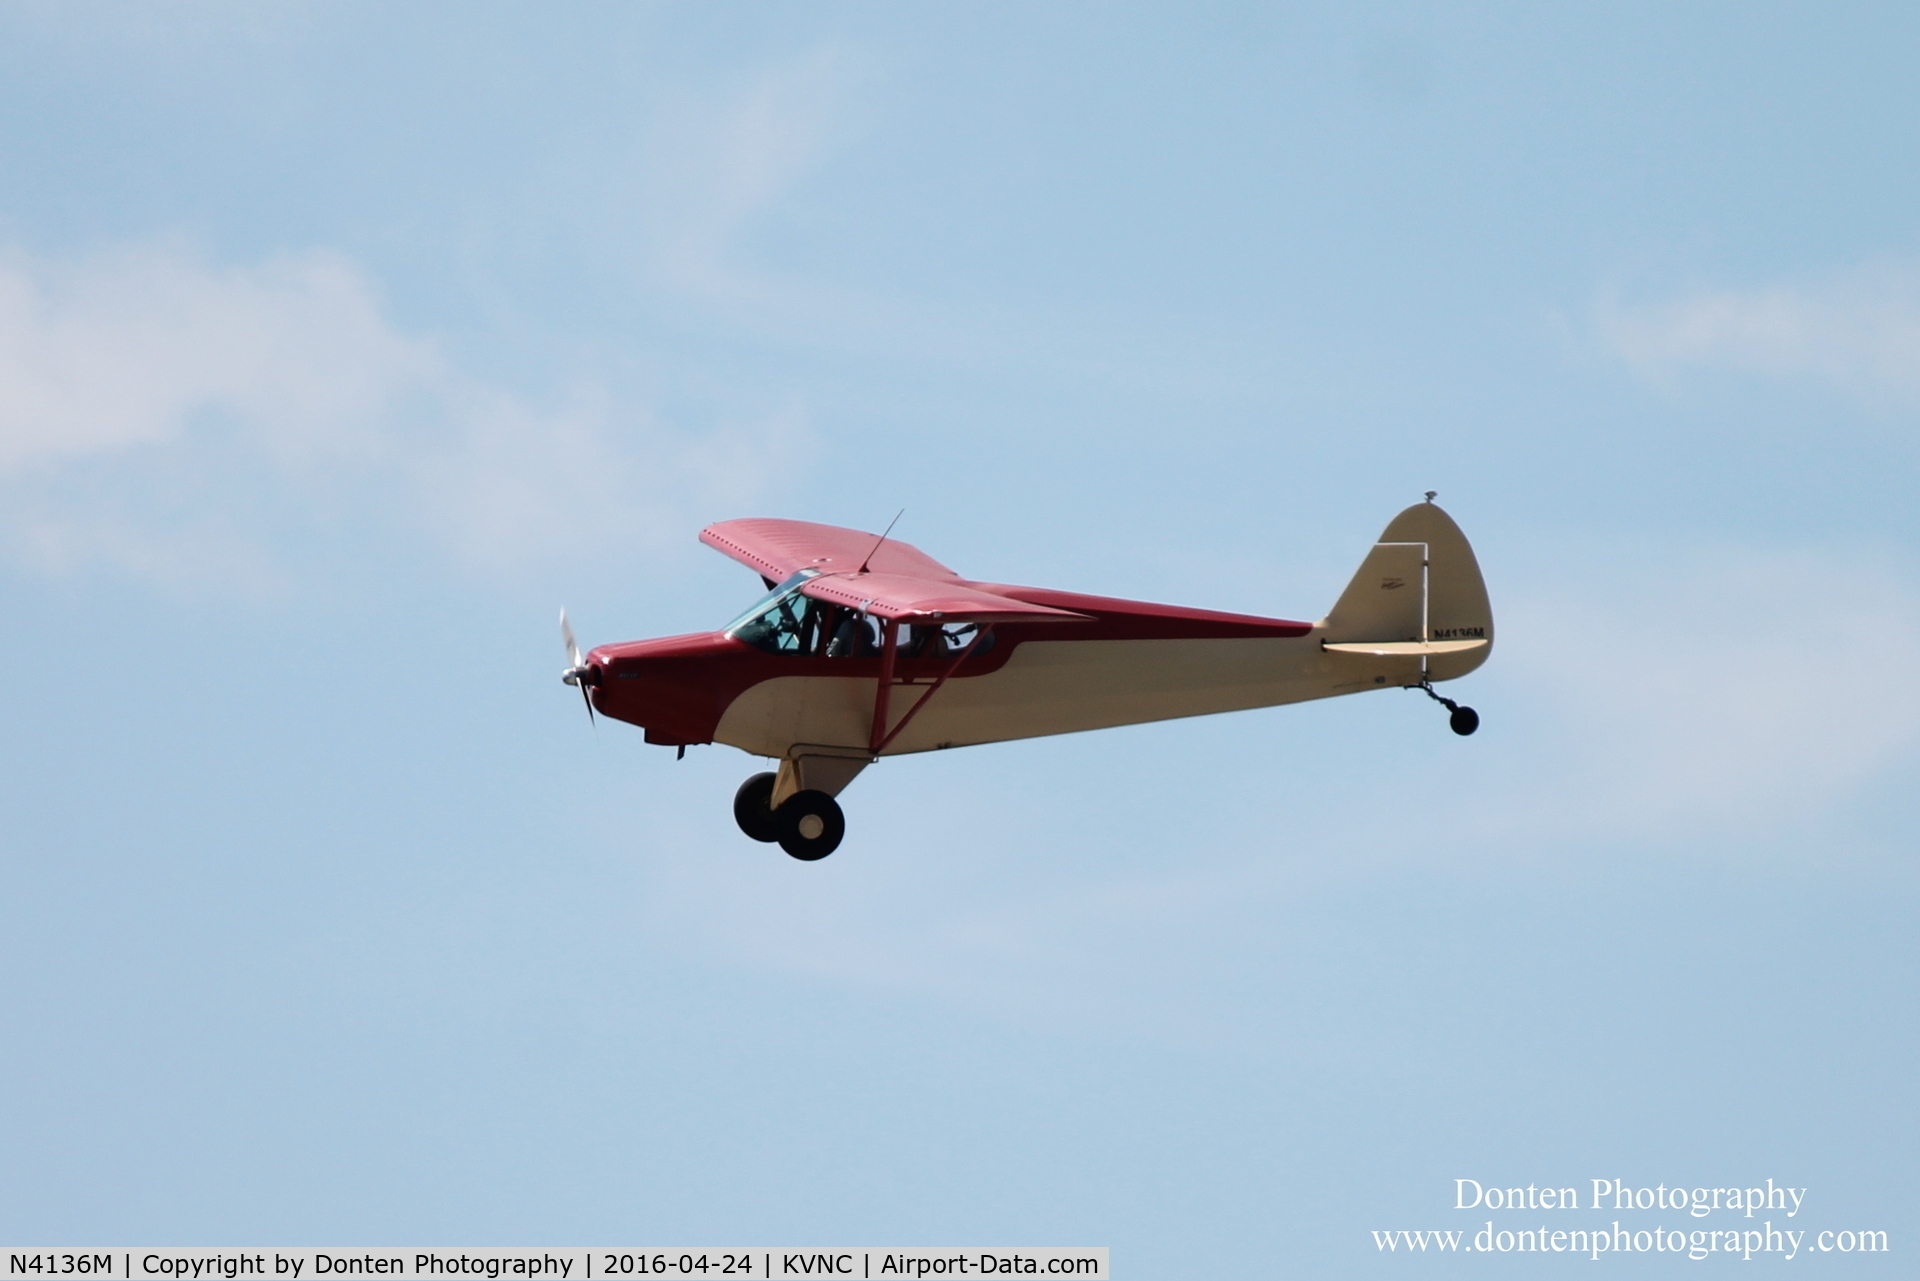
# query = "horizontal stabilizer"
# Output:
<box><xmin>1323</xmin><ymin>639</ymin><xmax>1489</xmax><ymax>657</ymax></box>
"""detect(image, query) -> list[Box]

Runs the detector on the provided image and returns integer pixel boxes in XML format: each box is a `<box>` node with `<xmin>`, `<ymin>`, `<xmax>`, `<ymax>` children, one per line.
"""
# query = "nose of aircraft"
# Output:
<box><xmin>578</xmin><ymin>630</ymin><xmax>746</xmax><ymax>744</ymax></box>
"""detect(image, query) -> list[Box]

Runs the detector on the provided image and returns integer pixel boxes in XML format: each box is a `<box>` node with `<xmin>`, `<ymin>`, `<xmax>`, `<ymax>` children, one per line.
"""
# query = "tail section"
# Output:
<box><xmin>1320</xmin><ymin>499</ymin><xmax>1492</xmax><ymax>682</ymax></box>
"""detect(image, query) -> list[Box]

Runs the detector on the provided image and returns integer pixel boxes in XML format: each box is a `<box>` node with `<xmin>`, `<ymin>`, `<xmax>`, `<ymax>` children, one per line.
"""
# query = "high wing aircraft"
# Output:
<box><xmin>560</xmin><ymin>495</ymin><xmax>1491</xmax><ymax>860</ymax></box>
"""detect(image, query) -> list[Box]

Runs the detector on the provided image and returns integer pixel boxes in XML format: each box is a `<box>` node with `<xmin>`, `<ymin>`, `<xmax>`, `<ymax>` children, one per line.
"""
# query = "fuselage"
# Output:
<box><xmin>585</xmin><ymin>584</ymin><xmax>1425</xmax><ymax>760</ymax></box>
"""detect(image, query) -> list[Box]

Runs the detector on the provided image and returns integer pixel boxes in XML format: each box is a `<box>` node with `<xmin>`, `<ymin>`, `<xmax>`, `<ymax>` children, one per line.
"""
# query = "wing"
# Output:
<box><xmin>701</xmin><ymin>518</ymin><xmax>961</xmax><ymax>582</ymax></box>
<box><xmin>799</xmin><ymin>571</ymin><xmax>1092</xmax><ymax>624</ymax></box>
<box><xmin>702</xmin><ymin>518</ymin><xmax>1087</xmax><ymax>622</ymax></box>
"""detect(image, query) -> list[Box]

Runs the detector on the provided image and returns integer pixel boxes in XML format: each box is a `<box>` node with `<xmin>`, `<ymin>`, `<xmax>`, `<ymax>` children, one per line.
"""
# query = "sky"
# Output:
<box><xmin>0</xmin><ymin>2</ymin><xmax>1914</xmax><ymax>1273</ymax></box>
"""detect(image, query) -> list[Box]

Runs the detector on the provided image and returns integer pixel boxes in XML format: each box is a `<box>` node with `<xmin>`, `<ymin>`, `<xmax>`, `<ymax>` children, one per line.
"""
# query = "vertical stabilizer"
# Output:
<box><xmin>1321</xmin><ymin>500</ymin><xmax>1493</xmax><ymax>681</ymax></box>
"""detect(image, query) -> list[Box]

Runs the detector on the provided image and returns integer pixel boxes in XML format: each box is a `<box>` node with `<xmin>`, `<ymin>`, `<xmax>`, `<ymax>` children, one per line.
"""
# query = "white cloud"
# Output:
<box><xmin>1600</xmin><ymin>262</ymin><xmax>1920</xmax><ymax>406</ymax></box>
<box><xmin>0</xmin><ymin>242</ymin><xmax>810</xmax><ymax>585</ymax></box>
<box><xmin>0</xmin><ymin>245</ymin><xmax>425</xmax><ymax>472</ymax></box>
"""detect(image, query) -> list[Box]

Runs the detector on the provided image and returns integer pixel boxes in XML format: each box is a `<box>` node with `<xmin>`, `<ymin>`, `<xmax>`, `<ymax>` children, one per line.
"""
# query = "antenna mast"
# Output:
<box><xmin>857</xmin><ymin>509</ymin><xmax>905</xmax><ymax>575</ymax></box>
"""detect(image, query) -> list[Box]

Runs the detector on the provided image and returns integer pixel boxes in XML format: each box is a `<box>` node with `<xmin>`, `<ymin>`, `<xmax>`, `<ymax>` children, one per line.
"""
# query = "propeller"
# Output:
<box><xmin>559</xmin><ymin>607</ymin><xmax>596</xmax><ymax>726</ymax></box>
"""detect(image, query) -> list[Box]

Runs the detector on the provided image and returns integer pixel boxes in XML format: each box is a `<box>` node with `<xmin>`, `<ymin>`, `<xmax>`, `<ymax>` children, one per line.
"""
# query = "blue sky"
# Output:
<box><xmin>0</xmin><ymin>3</ymin><xmax>1914</xmax><ymax>1273</ymax></box>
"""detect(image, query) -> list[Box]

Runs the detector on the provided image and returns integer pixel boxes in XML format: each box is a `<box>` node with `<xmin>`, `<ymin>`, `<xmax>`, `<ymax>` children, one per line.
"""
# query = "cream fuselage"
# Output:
<box><xmin>712</xmin><ymin>631</ymin><xmax>1421</xmax><ymax>759</ymax></box>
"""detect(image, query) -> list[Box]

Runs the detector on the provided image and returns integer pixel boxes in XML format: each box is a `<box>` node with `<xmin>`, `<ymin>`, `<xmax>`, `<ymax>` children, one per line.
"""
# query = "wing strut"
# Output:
<box><xmin>868</xmin><ymin>623</ymin><xmax>994</xmax><ymax>756</ymax></box>
<box><xmin>868</xmin><ymin>618</ymin><xmax>900</xmax><ymax>754</ymax></box>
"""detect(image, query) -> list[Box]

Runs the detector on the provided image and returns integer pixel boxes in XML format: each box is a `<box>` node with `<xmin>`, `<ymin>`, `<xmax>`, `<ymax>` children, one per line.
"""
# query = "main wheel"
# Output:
<box><xmin>733</xmin><ymin>772</ymin><xmax>780</xmax><ymax>842</ymax></box>
<box><xmin>1449</xmin><ymin>706</ymin><xmax>1480</xmax><ymax>736</ymax></box>
<box><xmin>775</xmin><ymin>789</ymin><xmax>845</xmax><ymax>861</ymax></box>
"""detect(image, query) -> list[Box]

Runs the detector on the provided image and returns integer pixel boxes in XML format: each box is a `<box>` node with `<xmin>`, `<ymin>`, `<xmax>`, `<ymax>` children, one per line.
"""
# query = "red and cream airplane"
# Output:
<box><xmin>562</xmin><ymin>496</ymin><xmax>1491</xmax><ymax>860</ymax></box>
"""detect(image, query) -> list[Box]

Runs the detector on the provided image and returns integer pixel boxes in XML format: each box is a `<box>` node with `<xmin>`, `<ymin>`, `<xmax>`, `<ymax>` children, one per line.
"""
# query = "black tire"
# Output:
<box><xmin>775</xmin><ymin>789</ymin><xmax>845</xmax><ymax>861</ymax></box>
<box><xmin>733</xmin><ymin>772</ymin><xmax>780</xmax><ymax>842</ymax></box>
<box><xmin>1449</xmin><ymin>706</ymin><xmax>1480</xmax><ymax>736</ymax></box>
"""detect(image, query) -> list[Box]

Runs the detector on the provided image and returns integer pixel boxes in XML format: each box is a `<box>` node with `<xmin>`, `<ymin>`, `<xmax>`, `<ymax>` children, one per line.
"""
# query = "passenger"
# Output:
<box><xmin>826</xmin><ymin>612</ymin><xmax>865</xmax><ymax>658</ymax></box>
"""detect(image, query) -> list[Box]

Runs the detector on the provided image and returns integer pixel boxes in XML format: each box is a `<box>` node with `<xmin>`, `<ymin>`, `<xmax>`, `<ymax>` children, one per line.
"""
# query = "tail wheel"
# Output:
<box><xmin>775</xmin><ymin>789</ymin><xmax>845</xmax><ymax>861</ymax></box>
<box><xmin>1414</xmin><ymin>678</ymin><xmax>1481</xmax><ymax>737</ymax></box>
<box><xmin>732</xmin><ymin>772</ymin><xmax>780</xmax><ymax>842</ymax></box>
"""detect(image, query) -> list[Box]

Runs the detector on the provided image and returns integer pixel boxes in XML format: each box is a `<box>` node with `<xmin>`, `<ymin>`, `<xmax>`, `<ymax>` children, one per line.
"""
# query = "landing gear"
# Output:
<box><xmin>1413</xmin><ymin>679</ymin><xmax>1479</xmax><ymax>736</ymax></box>
<box><xmin>733</xmin><ymin>772</ymin><xmax>780</xmax><ymax>842</ymax></box>
<box><xmin>774</xmin><ymin>789</ymin><xmax>845</xmax><ymax>861</ymax></box>
<box><xmin>735</xmin><ymin>773</ymin><xmax>847</xmax><ymax>858</ymax></box>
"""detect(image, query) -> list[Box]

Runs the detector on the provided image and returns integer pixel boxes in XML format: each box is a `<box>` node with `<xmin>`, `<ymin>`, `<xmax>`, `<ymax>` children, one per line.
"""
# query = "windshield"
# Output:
<box><xmin>721</xmin><ymin>570</ymin><xmax>819</xmax><ymax>637</ymax></box>
<box><xmin>726</xmin><ymin>570</ymin><xmax>853</xmax><ymax>654</ymax></box>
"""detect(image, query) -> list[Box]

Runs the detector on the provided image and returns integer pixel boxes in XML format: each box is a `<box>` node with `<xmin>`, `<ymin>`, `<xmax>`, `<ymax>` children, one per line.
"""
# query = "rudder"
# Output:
<box><xmin>1321</xmin><ymin>499</ymin><xmax>1493</xmax><ymax>681</ymax></box>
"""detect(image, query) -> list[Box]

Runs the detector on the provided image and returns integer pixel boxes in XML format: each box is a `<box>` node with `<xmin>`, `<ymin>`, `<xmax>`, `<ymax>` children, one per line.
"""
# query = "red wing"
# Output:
<box><xmin>799</xmin><ymin>572</ymin><xmax>1092</xmax><ymax>624</ymax></box>
<box><xmin>700</xmin><ymin>518</ymin><xmax>960</xmax><ymax>582</ymax></box>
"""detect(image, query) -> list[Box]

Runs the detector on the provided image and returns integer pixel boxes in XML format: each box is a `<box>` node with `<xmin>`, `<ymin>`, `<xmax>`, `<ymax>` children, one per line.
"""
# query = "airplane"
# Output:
<box><xmin>561</xmin><ymin>494</ymin><xmax>1491</xmax><ymax>861</ymax></box>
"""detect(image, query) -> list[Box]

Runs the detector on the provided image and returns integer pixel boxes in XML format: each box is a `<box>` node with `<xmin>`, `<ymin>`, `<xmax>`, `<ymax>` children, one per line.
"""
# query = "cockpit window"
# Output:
<box><xmin>722</xmin><ymin>571</ymin><xmax>814</xmax><ymax>635</ymax></box>
<box><xmin>726</xmin><ymin>572</ymin><xmax>826</xmax><ymax>653</ymax></box>
<box><xmin>727</xmin><ymin>573</ymin><xmax>995</xmax><ymax>659</ymax></box>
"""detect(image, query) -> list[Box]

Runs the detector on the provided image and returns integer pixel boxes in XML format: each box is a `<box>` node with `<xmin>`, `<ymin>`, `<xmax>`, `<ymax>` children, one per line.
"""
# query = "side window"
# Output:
<box><xmin>937</xmin><ymin>622</ymin><xmax>995</xmax><ymax>656</ymax></box>
<box><xmin>824</xmin><ymin>610</ymin><xmax>879</xmax><ymax>658</ymax></box>
<box><xmin>731</xmin><ymin>590</ymin><xmax>994</xmax><ymax>661</ymax></box>
<box><xmin>888</xmin><ymin>621</ymin><xmax>994</xmax><ymax>660</ymax></box>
